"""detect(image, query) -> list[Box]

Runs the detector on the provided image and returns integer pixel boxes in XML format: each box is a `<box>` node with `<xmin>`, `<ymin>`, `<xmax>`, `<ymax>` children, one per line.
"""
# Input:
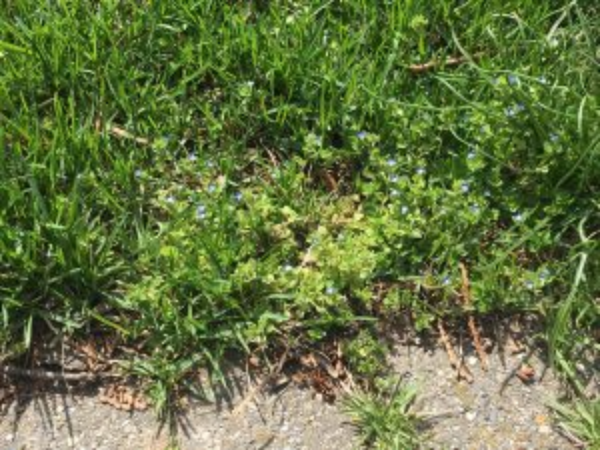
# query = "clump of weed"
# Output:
<box><xmin>343</xmin><ymin>379</ymin><xmax>422</xmax><ymax>450</ymax></box>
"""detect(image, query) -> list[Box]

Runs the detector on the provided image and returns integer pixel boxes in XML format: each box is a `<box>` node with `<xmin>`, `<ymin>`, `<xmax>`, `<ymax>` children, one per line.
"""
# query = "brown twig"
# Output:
<box><xmin>319</xmin><ymin>169</ymin><xmax>339</xmax><ymax>193</ymax></box>
<box><xmin>108</xmin><ymin>125</ymin><xmax>150</xmax><ymax>145</ymax></box>
<box><xmin>1</xmin><ymin>365</ymin><xmax>121</xmax><ymax>382</ymax></box>
<box><xmin>409</xmin><ymin>52</ymin><xmax>484</xmax><ymax>74</ymax></box>
<box><xmin>265</xmin><ymin>148</ymin><xmax>280</xmax><ymax>168</ymax></box>
<box><xmin>459</xmin><ymin>262</ymin><xmax>488</xmax><ymax>371</ymax></box>
<box><xmin>437</xmin><ymin>320</ymin><xmax>473</xmax><ymax>383</ymax></box>
<box><xmin>231</xmin><ymin>347</ymin><xmax>290</xmax><ymax>417</ymax></box>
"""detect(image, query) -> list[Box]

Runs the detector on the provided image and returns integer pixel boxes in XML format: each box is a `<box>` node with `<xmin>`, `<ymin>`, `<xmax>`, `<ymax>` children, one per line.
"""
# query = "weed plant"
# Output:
<box><xmin>0</xmin><ymin>0</ymin><xmax>598</xmax><ymax>439</ymax></box>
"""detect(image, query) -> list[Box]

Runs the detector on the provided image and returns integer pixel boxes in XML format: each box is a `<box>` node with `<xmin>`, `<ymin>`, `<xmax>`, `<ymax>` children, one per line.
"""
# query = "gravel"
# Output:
<box><xmin>0</xmin><ymin>323</ymin><xmax>576</xmax><ymax>449</ymax></box>
<box><xmin>0</xmin><ymin>379</ymin><xmax>356</xmax><ymax>450</ymax></box>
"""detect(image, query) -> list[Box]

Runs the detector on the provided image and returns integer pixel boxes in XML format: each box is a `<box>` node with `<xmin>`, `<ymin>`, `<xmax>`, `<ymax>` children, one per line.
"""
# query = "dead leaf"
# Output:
<box><xmin>516</xmin><ymin>364</ymin><xmax>535</xmax><ymax>383</ymax></box>
<box><xmin>99</xmin><ymin>384</ymin><xmax>148</xmax><ymax>411</ymax></box>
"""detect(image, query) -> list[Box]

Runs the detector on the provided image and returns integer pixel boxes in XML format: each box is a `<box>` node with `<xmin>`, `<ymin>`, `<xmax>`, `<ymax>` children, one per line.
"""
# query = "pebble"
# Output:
<box><xmin>466</xmin><ymin>411</ymin><xmax>477</xmax><ymax>421</ymax></box>
<box><xmin>539</xmin><ymin>425</ymin><xmax>552</xmax><ymax>434</ymax></box>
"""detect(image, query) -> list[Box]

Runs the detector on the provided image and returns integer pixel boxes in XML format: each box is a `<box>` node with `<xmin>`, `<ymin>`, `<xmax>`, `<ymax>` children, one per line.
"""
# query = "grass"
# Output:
<box><xmin>0</xmin><ymin>0</ymin><xmax>598</xmax><ymax>446</ymax></box>
<box><xmin>552</xmin><ymin>398</ymin><xmax>600</xmax><ymax>449</ymax></box>
<box><xmin>343</xmin><ymin>379</ymin><xmax>421</xmax><ymax>449</ymax></box>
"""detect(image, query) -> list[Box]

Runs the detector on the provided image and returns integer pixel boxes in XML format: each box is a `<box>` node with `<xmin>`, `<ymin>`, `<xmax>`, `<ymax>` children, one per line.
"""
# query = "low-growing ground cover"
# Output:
<box><xmin>1</xmin><ymin>1</ymin><xmax>598</xmax><ymax>447</ymax></box>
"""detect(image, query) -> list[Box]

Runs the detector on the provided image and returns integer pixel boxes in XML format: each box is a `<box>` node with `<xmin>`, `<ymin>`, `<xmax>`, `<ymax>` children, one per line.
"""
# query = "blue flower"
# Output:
<box><xmin>390</xmin><ymin>189</ymin><xmax>399</xmax><ymax>197</ymax></box>
<box><xmin>283</xmin><ymin>264</ymin><xmax>294</xmax><ymax>273</ymax></box>
<box><xmin>207</xmin><ymin>183</ymin><xmax>216</xmax><ymax>193</ymax></box>
<box><xmin>205</xmin><ymin>160</ymin><xmax>215</xmax><ymax>169</ymax></box>
<box><xmin>387</xmin><ymin>158</ymin><xmax>397</xmax><ymax>167</ymax></box>
<box><xmin>196</xmin><ymin>204</ymin><xmax>207</xmax><ymax>220</ymax></box>
<box><xmin>442</xmin><ymin>276</ymin><xmax>452</xmax><ymax>286</ymax></box>
<box><xmin>233</xmin><ymin>191</ymin><xmax>243</xmax><ymax>202</ymax></box>
<box><xmin>524</xmin><ymin>280</ymin><xmax>534</xmax><ymax>290</ymax></box>
<box><xmin>188</xmin><ymin>153</ymin><xmax>198</xmax><ymax>162</ymax></box>
<box><xmin>549</xmin><ymin>133</ymin><xmax>559</xmax><ymax>142</ymax></box>
<box><xmin>357</xmin><ymin>131</ymin><xmax>368</xmax><ymax>140</ymax></box>
<box><xmin>467</xmin><ymin>150</ymin><xmax>476</xmax><ymax>160</ymax></box>
<box><xmin>400</xmin><ymin>205</ymin><xmax>409</xmax><ymax>215</ymax></box>
<box><xmin>325</xmin><ymin>286</ymin><xmax>337</xmax><ymax>295</ymax></box>
<box><xmin>166</xmin><ymin>195</ymin><xmax>175</xmax><ymax>204</ymax></box>
<box><xmin>539</xmin><ymin>269</ymin><xmax>551</xmax><ymax>281</ymax></box>
<box><xmin>389</xmin><ymin>174</ymin><xmax>399</xmax><ymax>183</ymax></box>
<box><xmin>415</xmin><ymin>167</ymin><xmax>426</xmax><ymax>176</ymax></box>
<box><xmin>134</xmin><ymin>169</ymin><xmax>143</xmax><ymax>178</ymax></box>
<box><xmin>513</xmin><ymin>213</ymin><xmax>523</xmax><ymax>223</ymax></box>
<box><xmin>505</xmin><ymin>107</ymin><xmax>516</xmax><ymax>117</ymax></box>
<box><xmin>507</xmin><ymin>74</ymin><xmax>519</xmax><ymax>86</ymax></box>
<box><xmin>538</xmin><ymin>76</ymin><xmax>548</xmax><ymax>85</ymax></box>
<box><xmin>515</xmin><ymin>103</ymin><xmax>525</xmax><ymax>113</ymax></box>
<box><xmin>470</xmin><ymin>204</ymin><xmax>480</xmax><ymax>214</ymax></box>
<box><xmin>461</xmin><ymin>182</ymin><xmax>470</xmax><ymax>193</ymax></box>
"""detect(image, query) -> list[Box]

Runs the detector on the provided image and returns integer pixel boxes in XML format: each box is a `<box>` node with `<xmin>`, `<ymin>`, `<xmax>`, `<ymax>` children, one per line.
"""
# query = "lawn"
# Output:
<box><xmin>1</xmin><ymin>0</ymin><xmax>598</xmax><ymax>447</ymax></box>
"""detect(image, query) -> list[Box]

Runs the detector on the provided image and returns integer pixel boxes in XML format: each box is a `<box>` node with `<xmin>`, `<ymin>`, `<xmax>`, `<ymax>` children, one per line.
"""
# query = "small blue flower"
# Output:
<box><xmin>196</xmin><ymin>204</ymin><xmax>207</xmax><ymax>220</ymax></box>
<box><xmin>415</xmin><ymin>167</ymin><xmax>426</xmax><ymax>176</ymax></box>
<box><xmin>538</xmin><ymin>76</ymin><xmax>548</xmax><ymax>85</ymax></box>
<box><xmin>134</xmin><ymin>169</ymin><xmax>143</xmax><ymax>178</ymax></box>
<box><xmin>467</xmin><ymin>150</ymin><xmax>476</xmax><ymax>160</ymax></box>
<box><xmin>470</xmin><ymin>204</ymin><xmax>480</xmax><ymax>214</ymax></box>
<box><xmin>524</xmin><ymin>280</ymin><xmax>534</xmax><ymax>290</ymax></box>
<box><xmin>166</xmin><ymin>195</ymin><xmax>176</xmax><ymax>204</ymax></box>
<box><xmin>492</xmin><ymin>77</ymin><xmax>500</xmax><ymax>85</ymax></box>
<box><xmin>539</xmin><ymin>269</ymin><xmax>551</xmax><ymax>281</ymax></box>
<box><xmin>515</xmin><ymin>103</ymin><xmax>525</xmax><ymax>113</ymax></box>
<box><xmin>207</xmin><ymin>183</ymin><xmax>216</xmax><ymax>193</ymax></box>
<box><xmin>233</xmin><ymin>191</ymin><xmax>243</xmax><ymax>202</ymax></box>
<box><xmin>549</xmin><ymin>133</ymin><xmax>559</xmax><ymax>143</ymax></box>
<box><xmin>507</xmin><ymin>74</ymin><xmax>519</xmax><ymax>86</ymax></box>
<box><xmin>387</xmin><ymin>158</ymin><xmax>397</xmax><ymax>167</ymax></box>
<box><xmin>389</xmin><ymin>174</ymin><xmax>399</xmax><ymax>183</ymax></box>
<box><xmin>188</xmin><ymin>153</ymin><xmax>198</xmax><ymax>162</ymax></box>
<box><xmin>484</xmin><ymin>190</ymin><xmax>492</xmax><ymax>198</ymax></box>
<box><xmin>357</xmin><ymin>131</ymin><xmax>368</xmax><ymax>140</ymax></box>
<box><xmin>513</xmin><ymin>213</ymin><xmax>524</xmax><ymax>223</ymax></box>
<box><xmin>325</xmin><ymin>286</ymin><xmax>337</xmax><ymax>295</ymax></box>
<box><xmin>400</xmin><ymin>205</ymin><xmax>409</xmax><ymax>215</ymax></box>
<box><xmin>461</xmin><ymin>182</ymin><xmax>470</xmax><ymax>194</ymax></box>
<box><xmin>205</xmin><ymin>160</ymin><xmax>215</xmax><ymax>169</ymax></box>
<box><xmin>505</xmin><ymin>107</ymin><xmax>516</xmax><ymax>117</ymax></box>
<box><xmin>283</xmin><ymin>264</ymin><xmax>294</xmax><ymax>273</ymax></box>
<box><xmin>390</xmin><ymin>189</ymin><xmax>399</xmax><ymax>197</ymax></box>
<box><xmin>442</xmin><ymin>276</ymin><xmax>452</xmax><ymax>286</ymax></box>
